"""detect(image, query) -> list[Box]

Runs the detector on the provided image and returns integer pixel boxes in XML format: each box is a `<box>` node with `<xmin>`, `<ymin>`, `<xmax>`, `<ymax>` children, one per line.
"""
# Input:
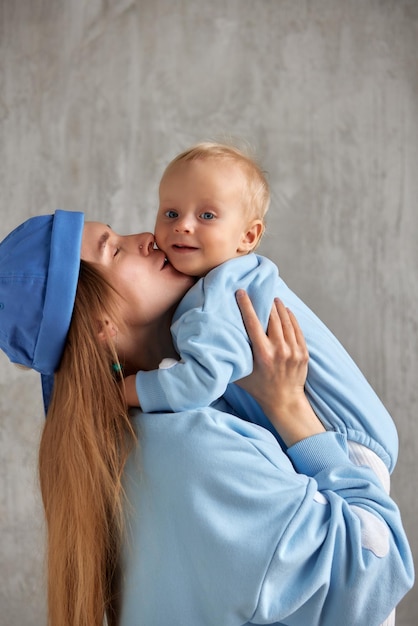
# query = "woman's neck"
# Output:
<box><xmin>120</xmin><ymin>312</ymin><xmax>178</xmax><ymax>374</ymax></box>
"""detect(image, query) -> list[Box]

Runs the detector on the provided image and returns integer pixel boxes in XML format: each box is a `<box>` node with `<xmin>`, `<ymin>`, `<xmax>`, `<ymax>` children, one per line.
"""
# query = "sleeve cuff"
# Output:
<box><xmin>287</xmin><ymin>431</ymin><xmax>350</xmax><ymax>476</ymax></box>
<box><xmin>136</xmin><ymin>369</ymin><xmax>171</xmax><ymax>413</ymax></box>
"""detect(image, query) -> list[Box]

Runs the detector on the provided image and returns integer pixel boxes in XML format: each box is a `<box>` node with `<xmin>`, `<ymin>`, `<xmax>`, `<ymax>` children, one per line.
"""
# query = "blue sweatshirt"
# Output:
<box><xmin>119</xmin><ymin>405</ymin><xmax>413</xmax><ymax>625</ymax></box>
<box><xmin>136</xmin><ymin>254</ymin><xmax>398</xmax><ymax>471</ymax></box>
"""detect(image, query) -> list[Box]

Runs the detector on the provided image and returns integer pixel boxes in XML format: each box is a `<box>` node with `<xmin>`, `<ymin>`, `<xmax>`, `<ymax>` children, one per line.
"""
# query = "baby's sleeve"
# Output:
<box><xmin>135</xmin><ymin>309</ymin><xmax>253</xmax><ymax>412</ymax></box>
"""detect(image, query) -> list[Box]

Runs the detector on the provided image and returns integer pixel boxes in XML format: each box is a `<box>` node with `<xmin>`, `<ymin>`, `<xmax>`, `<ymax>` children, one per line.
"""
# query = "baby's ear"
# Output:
<box><xmin>237</xmin><ymin>219</ymin><xmax>264</xmax><ymax>253</ymax></box>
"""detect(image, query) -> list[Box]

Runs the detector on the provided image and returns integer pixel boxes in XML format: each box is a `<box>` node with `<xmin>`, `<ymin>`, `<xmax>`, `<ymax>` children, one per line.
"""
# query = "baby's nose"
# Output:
<box><xmin>175</xmin><ymin>217</ymin><xmax>193</xmax><ymax>233</ymax></box>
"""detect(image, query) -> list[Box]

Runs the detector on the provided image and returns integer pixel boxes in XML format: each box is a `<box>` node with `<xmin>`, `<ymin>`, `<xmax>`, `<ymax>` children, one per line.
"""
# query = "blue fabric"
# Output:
<box><xmin>136</xmin><ymin>254</ymin><xmax>398</xmax><ymax>471</ymax></box>
<box><xmin>0</xmin><ymin>210</ymin><xmax>84</xmax><ymax>411</ymax></box>
<box><xmin>119</xmin><ymin>407</ymin><xmax>414</xmax><ymax>626</ymax></box>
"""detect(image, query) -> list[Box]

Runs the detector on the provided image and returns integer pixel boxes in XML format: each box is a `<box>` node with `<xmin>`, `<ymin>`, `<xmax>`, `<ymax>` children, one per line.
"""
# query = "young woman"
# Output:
<box><xmin>0</xmin><ymin>210</ymin><xmax>413</xmax><ymax>626</ymax></box>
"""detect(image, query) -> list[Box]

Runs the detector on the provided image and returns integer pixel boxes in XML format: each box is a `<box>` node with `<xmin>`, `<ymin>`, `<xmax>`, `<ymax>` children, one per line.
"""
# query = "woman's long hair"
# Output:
<box><xmin>38</xmin><ymin>261</ymin><xmax>137</xmax><ymax>626</ymax></box>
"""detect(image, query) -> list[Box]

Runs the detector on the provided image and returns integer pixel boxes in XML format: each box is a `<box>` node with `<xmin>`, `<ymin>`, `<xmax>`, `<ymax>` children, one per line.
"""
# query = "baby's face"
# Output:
<box><xmin>155</xmin><ymin>159</ymin><xmax>258</xmax><ymax>277</ymax></box>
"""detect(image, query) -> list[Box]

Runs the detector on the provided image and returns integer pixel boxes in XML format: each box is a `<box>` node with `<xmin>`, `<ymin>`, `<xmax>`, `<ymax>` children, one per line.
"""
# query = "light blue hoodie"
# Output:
<box><xmin>136</xmin><ymin>254</ymin><xmax>398</xmax><ymax>471</ymax></box>
<box><xmin>119</xmin><ymin>406</ymin><xmax>413</xmax><ymax>625</ymax></box>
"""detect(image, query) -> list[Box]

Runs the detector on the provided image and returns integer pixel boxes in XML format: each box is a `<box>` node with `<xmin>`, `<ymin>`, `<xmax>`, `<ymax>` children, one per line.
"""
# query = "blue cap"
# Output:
<box><xmin>0</xmin><ymin>210</ymin><xmax>85</xmax><ymax>413</ymax></box>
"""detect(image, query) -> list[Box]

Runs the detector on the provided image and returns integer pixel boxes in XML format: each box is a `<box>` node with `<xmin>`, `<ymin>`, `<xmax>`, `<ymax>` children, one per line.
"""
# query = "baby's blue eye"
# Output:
<box><xmin>165</xmin><ymin>210</ymin><xmax>178</xmax><ymax>218</ymax></box>
<box><xmin>200</xmin><ymin>212</ymin><xmax>215</xmax><ymax>220</ymax></box>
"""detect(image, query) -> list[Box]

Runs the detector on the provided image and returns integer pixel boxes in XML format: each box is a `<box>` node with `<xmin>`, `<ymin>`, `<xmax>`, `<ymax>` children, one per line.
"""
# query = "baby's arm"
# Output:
<box><xmin>135</xmin><ymin>257</ymin><xmax>274</xmax><ymax>413</ymax></box>
<box><xmin>123</xmin><ymin>374</ymin><xmax>141</xmax><ymax>408</ymax></box>
<box><xmin>135</xmin><ymin>310</ymin><xmax>253</xmax><ymax>412</ymax></box>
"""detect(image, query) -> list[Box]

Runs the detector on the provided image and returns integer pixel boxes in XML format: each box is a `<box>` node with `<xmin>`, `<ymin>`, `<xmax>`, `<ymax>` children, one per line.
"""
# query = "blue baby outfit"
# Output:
<box><xmin>136</xmin><ymin>254</ymin><xmax>398</xmax><ymax>471</ymax></box>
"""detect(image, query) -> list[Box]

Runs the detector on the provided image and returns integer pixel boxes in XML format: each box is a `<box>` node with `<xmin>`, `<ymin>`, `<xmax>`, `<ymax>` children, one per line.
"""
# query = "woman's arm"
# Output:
<box><xmin>233</xmin><ymin>289</ymin><xmax>413</xmax><ymax>624</ymax></box>
<box><xmin>235</xmin><ymin>290</ymin><xmax>325</xmax><ymax>446</ymax></box>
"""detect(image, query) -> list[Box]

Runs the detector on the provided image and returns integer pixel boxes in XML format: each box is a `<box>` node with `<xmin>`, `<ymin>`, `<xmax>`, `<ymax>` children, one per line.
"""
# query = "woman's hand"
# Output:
<box><xmin>235</xmin><ymin>290</ymin><xmax>325</xmax><ymax>447</ymax></box>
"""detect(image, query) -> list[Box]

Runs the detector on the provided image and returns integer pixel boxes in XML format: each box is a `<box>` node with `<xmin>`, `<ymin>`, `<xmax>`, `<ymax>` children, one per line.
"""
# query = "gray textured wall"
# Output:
<box><xmin>0</xmin><ymin>1</ymin><xmax>417</xmax><ymax>624</ymax></box>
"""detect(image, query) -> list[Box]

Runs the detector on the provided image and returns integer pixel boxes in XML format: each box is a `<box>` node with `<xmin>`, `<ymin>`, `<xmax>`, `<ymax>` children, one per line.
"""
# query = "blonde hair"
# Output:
<box><xmin>38</xmin><ymin>261</ymin><xmax>136</xmax><ymax>626</ymax></box>
<box><xmin>162</xmin><ymin>141</ymin><xmax>271</xmax><ymax>225</ymax></box>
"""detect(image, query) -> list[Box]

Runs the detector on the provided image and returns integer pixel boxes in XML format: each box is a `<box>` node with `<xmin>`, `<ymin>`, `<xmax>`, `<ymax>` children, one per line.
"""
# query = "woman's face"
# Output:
<box><xmin>81</xmin><ymin>222</ymin><xmax>194</xmax><ymax>327</ymax></box>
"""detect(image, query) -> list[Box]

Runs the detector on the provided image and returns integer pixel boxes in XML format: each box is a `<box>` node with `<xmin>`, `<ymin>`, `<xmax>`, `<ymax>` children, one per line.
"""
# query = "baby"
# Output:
<box><xmin>123</xmin><ymin>142</ymin><xmax>397</xmax><ymax>476</ymax></box>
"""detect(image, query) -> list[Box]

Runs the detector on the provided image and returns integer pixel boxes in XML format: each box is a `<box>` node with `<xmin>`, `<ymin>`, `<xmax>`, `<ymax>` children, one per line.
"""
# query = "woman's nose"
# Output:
<box><xmin>135</xmin><ymin>232</ymin><xmax>155</xmax><ymax>254</ymax></box>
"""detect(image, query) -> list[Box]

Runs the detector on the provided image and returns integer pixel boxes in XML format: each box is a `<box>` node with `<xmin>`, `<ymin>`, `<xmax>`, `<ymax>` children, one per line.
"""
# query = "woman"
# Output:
<box><xmin>0</xmin><ymin>210</ymin><xmax>413</xmax><ymax>626</ymax></box>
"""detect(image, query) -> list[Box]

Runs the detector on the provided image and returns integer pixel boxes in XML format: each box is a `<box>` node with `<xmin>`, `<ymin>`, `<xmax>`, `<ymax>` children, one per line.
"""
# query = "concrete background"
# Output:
<box><xmin>0</xmin><ymin>0</ymin><xmax>416</xmax><ymax>624</ymax></box>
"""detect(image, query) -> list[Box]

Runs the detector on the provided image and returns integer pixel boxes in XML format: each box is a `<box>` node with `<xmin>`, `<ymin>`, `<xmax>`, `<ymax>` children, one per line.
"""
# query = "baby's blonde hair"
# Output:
<box><xmin>162</xmin><ymin>141</ymin><xmax>270</xmax><ymax>226</ymax></box>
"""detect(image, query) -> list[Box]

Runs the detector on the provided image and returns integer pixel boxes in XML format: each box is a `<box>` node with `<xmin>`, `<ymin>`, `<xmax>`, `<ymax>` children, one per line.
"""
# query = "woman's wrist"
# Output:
<box><xmin>266</xmin><ymin>393</ymin><xmax>326</xmax><ymax>448</ymax></box>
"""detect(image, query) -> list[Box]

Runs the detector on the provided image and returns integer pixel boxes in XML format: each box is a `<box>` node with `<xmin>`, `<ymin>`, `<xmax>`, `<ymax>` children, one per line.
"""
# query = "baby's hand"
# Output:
<box><xmin>122</xmin><ymin>374</ymin><xmax>141</xmax><ymax>408</ymax></box>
